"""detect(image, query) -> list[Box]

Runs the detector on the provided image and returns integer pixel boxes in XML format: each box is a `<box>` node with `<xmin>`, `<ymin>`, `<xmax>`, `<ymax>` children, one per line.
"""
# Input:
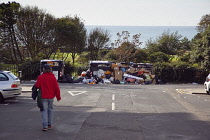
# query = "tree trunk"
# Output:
<box><xmin>11</xmin><ymin>26</ymin><xmax>23</xmax><ymax>63</ymax></box>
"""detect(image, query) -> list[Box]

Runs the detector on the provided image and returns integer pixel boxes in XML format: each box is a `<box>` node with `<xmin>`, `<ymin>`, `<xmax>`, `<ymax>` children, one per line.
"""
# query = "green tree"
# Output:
<box><xmin>87</xmin><ymin>27</ymin><xmax>110</xmax><ymax>60</ymax></box>
<box><xmin>56</xmin><ymin>15</ymin><xmax>86</xmax><ymax>64</ymax></box>
<box><xmin>133</xmin><ymin>49</ymin><xmax>148</xmax><ymax>63</ymax></box>
<box><xmin>149</xmin><ymin>51</ymin><xmax>170</xmax><ymax>63</ymax></box>
<box><xmin>190</xmin><ymin>26</ymin><xmax>210</xmax><ymax>69</ymax></box>
<box><xmin>16</xmin><ymin>6</ymin><xmax>58</xmax><ymax>61</ymax></box>
<box><xmin>0</xmin><ymin>2</ymin><xmax>22</xmax><ymax>63</ymax></box>
<box><xmin>196</xmin><ymin>14</ymin><xmax>210</xmax><ymax>33</ymax></box>
<box><xmin>146</xmin><ymin>30</ymin><xmax>183</xmax><ymax>55</ymax></box>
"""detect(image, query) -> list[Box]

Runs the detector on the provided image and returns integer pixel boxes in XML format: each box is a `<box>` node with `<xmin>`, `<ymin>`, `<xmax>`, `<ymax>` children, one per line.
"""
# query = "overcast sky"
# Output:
<box><xmin>1</xmin><ymin>0</ymin><xmax>209</xmax><ymax>26</ymax></box>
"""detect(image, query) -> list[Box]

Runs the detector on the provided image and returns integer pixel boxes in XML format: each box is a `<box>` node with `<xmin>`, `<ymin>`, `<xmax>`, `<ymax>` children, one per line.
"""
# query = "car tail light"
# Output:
<box><xmin>11</xmin><ymin>84</ymin><xmax>18</xmax><ymax>88</ymax></box>
<box><xmin>11</xmin><ymin>82</ymin><xmax>20</xmax><ymax>88</ymax></box>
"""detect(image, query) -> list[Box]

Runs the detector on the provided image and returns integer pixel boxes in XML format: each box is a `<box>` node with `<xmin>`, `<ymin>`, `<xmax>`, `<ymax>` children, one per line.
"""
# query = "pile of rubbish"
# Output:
<box><xmin>61</xmin><ymin>61</ymin><xmax>158</xmax><ymax>85</ymax></box>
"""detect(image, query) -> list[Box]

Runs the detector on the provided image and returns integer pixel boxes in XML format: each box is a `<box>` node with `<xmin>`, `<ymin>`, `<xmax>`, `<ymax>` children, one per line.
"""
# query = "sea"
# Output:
<box><xmin>85</xmin><ymin>25</ymin><xmax>197</xmax><ymax>48</ymax></box>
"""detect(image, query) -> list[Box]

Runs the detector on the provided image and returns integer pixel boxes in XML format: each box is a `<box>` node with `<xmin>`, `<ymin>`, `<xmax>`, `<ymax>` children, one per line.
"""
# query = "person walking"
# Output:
<box><xmin>35</xmin><ymin>64</ymin><xmax>61</xmax><ymax>131</ymax></box>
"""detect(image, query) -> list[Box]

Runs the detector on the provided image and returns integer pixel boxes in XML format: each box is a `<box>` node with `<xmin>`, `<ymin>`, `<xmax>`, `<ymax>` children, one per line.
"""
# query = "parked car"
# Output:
<box><xmin>0</xmin><ymin>70</ymin><xmax>22</xmax><ymax>102</ymax></box>
<box><xmin>204</xmin><ymin>74</ymin><xmax>210</xmax><ymax>94</ymax></box>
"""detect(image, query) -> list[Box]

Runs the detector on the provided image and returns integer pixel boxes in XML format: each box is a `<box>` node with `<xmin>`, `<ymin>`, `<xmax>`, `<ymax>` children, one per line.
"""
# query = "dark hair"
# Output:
<box><xmin>43</xmin><ymin>68</ymin><xmax>52</xmax><ymax>73</ymax></box>
<box><xmin>43</xmin><ymin>64</ymin><xmax>52</xmax><ymax>73</ymax></box>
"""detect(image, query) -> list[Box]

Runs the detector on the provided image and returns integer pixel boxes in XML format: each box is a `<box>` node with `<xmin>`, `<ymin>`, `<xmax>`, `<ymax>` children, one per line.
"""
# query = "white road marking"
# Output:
<box><xmin>112</xmin><ymin>94</ymin><xmax>115</xmax><ymax>101</ymax></box>
<box><xmin>112</xmin><ymin>102</ymin><xmax>115</xmax><ymax>110</ymax></box>
<box><xmin>68</xmin><ymin>91</ymin><xmax>87</xmax><ymax>96</ymax></box>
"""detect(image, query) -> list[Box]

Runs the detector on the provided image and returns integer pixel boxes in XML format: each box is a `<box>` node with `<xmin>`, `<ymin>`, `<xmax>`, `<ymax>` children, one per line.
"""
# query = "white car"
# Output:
<box><xmin>0</xmin><ymin>70</ymin><xmax>22</xmax><ymax>102</ymax></box>
<box><xmin>204</xmin><ymin>74</ymin><xmax>210</xmax><ymax>94</ymax></box>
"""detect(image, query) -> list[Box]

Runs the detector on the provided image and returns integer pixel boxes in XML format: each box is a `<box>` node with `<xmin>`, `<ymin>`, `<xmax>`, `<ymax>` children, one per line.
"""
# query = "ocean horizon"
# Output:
<box><xmin>85</xmin><ymin>25</ymin><xmax>197</xmax><ymax>47</ymax></box>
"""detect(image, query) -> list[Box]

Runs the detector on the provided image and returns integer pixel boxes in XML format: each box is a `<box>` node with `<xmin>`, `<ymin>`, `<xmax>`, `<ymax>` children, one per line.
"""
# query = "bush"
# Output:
<box><xmin>20</xmin><ymin>61</ymin><xmax>40</xmax><ymax>80</ymax></box>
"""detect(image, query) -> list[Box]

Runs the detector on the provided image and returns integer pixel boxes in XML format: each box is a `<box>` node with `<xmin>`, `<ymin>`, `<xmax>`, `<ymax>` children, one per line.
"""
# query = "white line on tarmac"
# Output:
<box><xmin>68</xmin><ymin>91</ymin><xmax>87</xmax><ymax>96</ymax></box>
<box><xmin>112</xmin><ymin>102</ymin><xmax>115</xmax><ymax>110</ymax></box>
<box><xmin>112</xmin><ymin>94</ymin><xmax>115</xmax><ymax>101</ymax></box>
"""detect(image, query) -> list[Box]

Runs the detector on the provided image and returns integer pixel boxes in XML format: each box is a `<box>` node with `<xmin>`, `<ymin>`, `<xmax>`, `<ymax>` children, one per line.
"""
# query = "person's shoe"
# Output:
<box><xmin>42</xmin><ymin>128</ymin><xmax>48</xmax><ymax>131</ymax></box>
<box><xmin>48</xmin><ymin>125</ymin><xmax>52</xmax><ymax>130</ymax></box>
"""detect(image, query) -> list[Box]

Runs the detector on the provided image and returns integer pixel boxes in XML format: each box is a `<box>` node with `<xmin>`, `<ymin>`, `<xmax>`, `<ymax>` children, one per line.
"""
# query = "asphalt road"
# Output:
<box><xmin>1</xmin><ymin>83</ymin><xmax>210</xmax><ymax>140</ymax></box>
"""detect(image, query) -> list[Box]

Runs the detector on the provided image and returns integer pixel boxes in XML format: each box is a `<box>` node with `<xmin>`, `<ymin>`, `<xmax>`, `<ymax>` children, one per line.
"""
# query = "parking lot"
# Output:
<box><xmin>1</xmin><ymin>83</ymin><xmax>210</xmax><ymax>140</ymax></box>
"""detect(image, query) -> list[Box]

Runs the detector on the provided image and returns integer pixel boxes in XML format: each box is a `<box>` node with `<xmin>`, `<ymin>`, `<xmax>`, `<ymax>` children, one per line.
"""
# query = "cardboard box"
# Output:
<box><xmin>114</xmin><ymin>69</ymin><xmax>123</xmax><ymax>81</ymax></box>
<box><xmin>127</xmin><ymin>67</ymin><xmax>137</xmax><ymax>74</ymax></box>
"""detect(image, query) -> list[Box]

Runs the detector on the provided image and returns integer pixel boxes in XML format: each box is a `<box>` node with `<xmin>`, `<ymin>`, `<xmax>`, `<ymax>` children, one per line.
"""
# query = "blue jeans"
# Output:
<box><xmin>41</xmin><ymin>99</ymin><xmax>54</xmax><ymax>128</ymax></box>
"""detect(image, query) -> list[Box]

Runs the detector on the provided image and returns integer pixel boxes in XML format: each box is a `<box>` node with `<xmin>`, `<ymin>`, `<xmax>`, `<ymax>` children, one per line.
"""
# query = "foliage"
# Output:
<box><xmin>16</xmin><ymin>6</ymin><xmax>58</xmax><ymax>61</ymax></box>
<box><xmin>0</xmin><ymin>2</ymin><xmax>22</xmax><ymax>64</ymax></box>
<box><xmin>153</xmin><ymin>62</ymin><xmax>173</xmax><ymax>69</ymax></box>
<box><xmin>76</xmin><ymin>52</ymin><xmax>90</xmax><ymax>66</ymax></box>
<box><xmin>87</xmin><ymin>27</ymin><xmax>110</xmax><ymax>60</ymax></box>
<box><xmin>190</xmin><ymin>26</ymin><xmax>210</xmax><ymax>70</ymax></box>
<box><xmin>112</xmin><ymin>31</ymin><xmax>144</xmax><ymax>62</ymax></box>
<box><xmin>149</xmin><ymin>51</ymin><xmax>170</xmax><ymax>63</ymax></box>
<box><xmin>98</xmin><ymin>49</ymin><xmax>112</xmax><ymax>60</ymax></box>
<box><xmin>196</xmin><ymin>14</ymin><xmax>210</xmax><ymax>33</ymax></box>
<box><xmin>63</xmin><ymin>61</ymin><xmax>74</xmax><ymax>75</ymax></box>
<box><xmin>55</xmin><ymin>15</ymin><xmax>86</xmax><ymax>64</ymax></box>
<box><xmin>19</xmin><ymin>60</ymin><xmax>40</xmax><ymax>80</ymax></box>
<box><xmin>103</xmin><ymin>50</ymin><xmax>118</xmax><ymax>61</ymax></box>
<box><xmin>146</xmin><ymin>30</ymin><xmax>186</xmax><ymax>55</ymax></box>
<box><xmin>133</xmin><ymin>49</ymin><xmax>148</xmax><ymax>63</ymax></box>
<box><xmin>113</xmin><ymin>41</ymin><xmax>137</xmax><ymax>62</ymax></box>
<box><xmin>115</xmin><ymin>31</ymin><xmax>142</xmax><ymax>48</ymax></box>
<box><xmin>153</xmin><ymin>61</ymin><xmax>195</xmax><ymax>69</ymax></box>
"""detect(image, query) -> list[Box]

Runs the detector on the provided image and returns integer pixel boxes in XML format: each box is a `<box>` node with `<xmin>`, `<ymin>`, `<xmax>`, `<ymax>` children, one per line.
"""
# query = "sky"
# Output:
<box><xmin>0</xmin><ymin>0</ymin><xmax>209</xmax><ymax>26</ymax></box>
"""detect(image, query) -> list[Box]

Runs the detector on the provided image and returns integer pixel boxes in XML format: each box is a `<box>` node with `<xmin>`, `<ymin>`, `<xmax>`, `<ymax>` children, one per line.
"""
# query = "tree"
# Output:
<box><xmin>56</xmin><ymin>15</ymin><xmax>86</xmax><ymax>64</ymax></box>
<box><xmin>178</xmin><ymin>37</ymin><xmax>191</xmax><ymax>56</ymax></box>
<box><xmin>16</xmin><ymin>6</ymin><xmax>58</xmax><ymax>61</ymax></box>
<box><xmin>149</xmin><ymin>51</ymin><xmax>170</xmax><ymax>63</ymax></box>
<box><xmin>190</xmin><ymin>26</ymin><xmax>210</xmax><ymax>69</ymax></box>
<box><xmin>87</xmin><ymin>28</ymin><xmax>110</xmax><ymax>60</ymax></box>
<box><xmin>146</xmin><ymin>30</ymin><xmax>186</xmax><ymax>55</ymax></box>
<box><xmin>196</xmin><ymin>14</ymin><xmax>210</xmax><ymax>33</ymax></box>
<box><xmin>0</xmin><ymin>2</ymin><xmax>22</xmax><ymax>63</ymax></box>
<box><xmin>115</xmin><ymin>31</ymin><xmax>142</xmax><ymax>48</ymax></box>
<box><xmin>133</xmin><ymin>49</ymin><xmax>148</xmax><ymax>63</ymax></box>
<box><xmin>112</xmin><ymin>31</ymin><xmax>144</xmax><ymax>62</ymax></box>
<box><xmin>113</xmin><ymin>41</ymin><xmax>137</xmax><ymax>62</ymax></box>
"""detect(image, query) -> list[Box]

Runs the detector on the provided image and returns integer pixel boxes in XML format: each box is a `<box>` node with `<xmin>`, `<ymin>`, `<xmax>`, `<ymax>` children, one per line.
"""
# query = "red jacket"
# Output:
<box><xmin>35</xmin><ymin>72</ymin><xmax>61</xmax><ymax>100</ymax></box>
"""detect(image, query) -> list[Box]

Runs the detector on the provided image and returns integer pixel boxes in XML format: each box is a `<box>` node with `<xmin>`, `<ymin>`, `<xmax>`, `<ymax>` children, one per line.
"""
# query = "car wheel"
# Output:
<box><xmin>0</xmin><ymin>93</ymin><xmax>4</xmax><ymax>103</ymax></box>
<box><xmin>207</xmin><ymin>90</ymin><xmax>210</xmax><ymax>95</ymax></box>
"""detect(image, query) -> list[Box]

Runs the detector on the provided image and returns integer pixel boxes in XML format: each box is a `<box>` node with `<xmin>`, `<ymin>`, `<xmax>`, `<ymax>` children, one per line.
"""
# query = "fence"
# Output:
<box><xmin>0</xmin><ymin>65</ymin><xmax>20</xmax><ymax>77</ymax></box>
<box><xmin>0</xmin><ymin>65</ymin><xmax>89</xmax><ymax>81</ymax></box>
<box><xmin>152</xmin><ymin>68</ymin><xmax>209</xmax><ymax>84</ymax></box>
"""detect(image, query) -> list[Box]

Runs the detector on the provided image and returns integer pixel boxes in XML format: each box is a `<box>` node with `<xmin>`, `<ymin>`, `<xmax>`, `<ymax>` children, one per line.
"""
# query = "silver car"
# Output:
<box><xmin>0</xmin><ymin>70</ymin><xmax>22</xmax><ymax>102</ymax></box>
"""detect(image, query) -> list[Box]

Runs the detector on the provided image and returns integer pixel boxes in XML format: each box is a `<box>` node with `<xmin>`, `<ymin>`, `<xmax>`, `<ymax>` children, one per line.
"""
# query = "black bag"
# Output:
<box><xmin>66</xmin><ymin>74</ymin><xmax>73</xmax><ymax>83</ymax></box>
<box><xmin>61</xmin><ymin>75</ymin><xmax>68</xmax><ymax>83</ymax></box>
<box><xmin>113</xmin><ymin>79</ymin><xmax>120</xmax><ymax>84</ymax></box>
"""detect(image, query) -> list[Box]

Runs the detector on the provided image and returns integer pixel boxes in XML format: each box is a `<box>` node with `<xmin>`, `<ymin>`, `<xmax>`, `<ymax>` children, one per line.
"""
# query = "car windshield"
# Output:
<box><xmin>7</xmin><ymin>72</ymin><xmax>19</xmax><ymax>80</ymax></box>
